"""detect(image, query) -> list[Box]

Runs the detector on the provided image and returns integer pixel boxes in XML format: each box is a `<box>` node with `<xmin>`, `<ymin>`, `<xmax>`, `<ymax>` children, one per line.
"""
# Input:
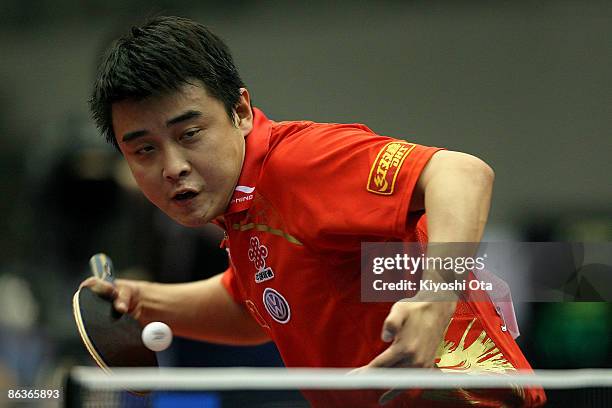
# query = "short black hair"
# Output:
<box><xmin>90</xmin><ymin>16</ymin><xmax>245</xmax><ymax>149</ymax></box>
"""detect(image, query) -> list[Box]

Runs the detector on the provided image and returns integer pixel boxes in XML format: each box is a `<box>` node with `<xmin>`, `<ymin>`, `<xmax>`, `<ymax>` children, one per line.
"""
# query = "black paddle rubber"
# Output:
<box><xmin>74</xmin><ymin>286</ymin><xmax>158</xmax><ymax>369</ymax></box>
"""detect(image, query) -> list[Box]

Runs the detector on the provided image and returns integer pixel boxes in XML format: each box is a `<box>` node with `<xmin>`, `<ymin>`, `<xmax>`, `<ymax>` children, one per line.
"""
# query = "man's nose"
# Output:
<box><xmin>162</xmin><ymin>147</ymin><xmax>191</xmax><ymax>181</ymax></box>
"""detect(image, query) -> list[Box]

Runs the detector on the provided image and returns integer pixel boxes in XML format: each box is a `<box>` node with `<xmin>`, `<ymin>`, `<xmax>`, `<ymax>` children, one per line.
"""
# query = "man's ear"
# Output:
<box><xmin>234</xmin><ymin>88</ymin><xmax>253</xmax><ymax>137</ymax></box>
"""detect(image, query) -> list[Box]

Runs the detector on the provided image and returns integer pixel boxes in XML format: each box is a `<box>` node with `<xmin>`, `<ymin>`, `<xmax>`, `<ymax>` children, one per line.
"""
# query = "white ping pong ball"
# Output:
<box><xmin>141</xmin><ymin>322</ymin><xmax>173</xmax><ymax>352</ymax></box>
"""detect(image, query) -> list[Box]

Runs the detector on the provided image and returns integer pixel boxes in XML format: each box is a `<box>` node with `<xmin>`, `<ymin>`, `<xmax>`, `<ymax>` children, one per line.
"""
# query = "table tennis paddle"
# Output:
<box><xmin>72</xmin><ymin>253</ymin><xmax>158</xmax><ymax>372</ymax></box>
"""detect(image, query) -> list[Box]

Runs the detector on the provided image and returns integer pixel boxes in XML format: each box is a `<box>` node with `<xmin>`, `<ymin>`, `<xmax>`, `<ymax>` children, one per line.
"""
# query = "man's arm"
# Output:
<box><xmin>362</xmin><ymin>150</ymin><xmax>494</xmax><ymax>369</ymax></box>
<box><xmin>409</xmin><ymin>150</ymin><xmax>495</xmax><ymax>241</ymax></box>
<box><xmin>82</xmin><ymin>273</ymin><xmax>270</xmax><ymax>346</ymax></box>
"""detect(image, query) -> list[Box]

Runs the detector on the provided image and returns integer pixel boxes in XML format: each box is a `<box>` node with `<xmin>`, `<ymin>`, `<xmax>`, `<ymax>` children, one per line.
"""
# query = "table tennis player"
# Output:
<box><xmin>79</xmin><ymin>16</ymin><xmax>546</xmax><ymax>407</ymax></box>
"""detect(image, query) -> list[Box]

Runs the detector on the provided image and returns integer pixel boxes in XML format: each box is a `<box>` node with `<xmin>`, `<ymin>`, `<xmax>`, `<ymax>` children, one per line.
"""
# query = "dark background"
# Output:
<box><xmin>0</xmin><ymin>0</ymin><xmax>610</xmax><ymax>403</ymax></box>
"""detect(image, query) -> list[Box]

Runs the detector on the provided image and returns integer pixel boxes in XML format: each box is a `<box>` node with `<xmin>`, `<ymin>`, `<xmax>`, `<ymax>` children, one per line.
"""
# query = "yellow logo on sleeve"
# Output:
<box><xmin>367</xmin><ymin>142</ymin><xmax>416</xmax><ymax>195</ymax></box>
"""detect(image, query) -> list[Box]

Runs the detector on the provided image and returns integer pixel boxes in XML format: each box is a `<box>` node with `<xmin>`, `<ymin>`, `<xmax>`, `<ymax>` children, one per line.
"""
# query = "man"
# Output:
<box><xmin>82</xmin><ymin>16</ymin><xmax>545</xmax><ymax>407</ymax></box>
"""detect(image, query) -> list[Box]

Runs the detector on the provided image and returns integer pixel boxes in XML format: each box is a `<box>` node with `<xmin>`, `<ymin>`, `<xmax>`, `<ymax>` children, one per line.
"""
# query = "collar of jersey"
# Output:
<box><xmin>223</xmin><ymin>107</ymin><xmax>271</xmax><ymax>216</ymax></box>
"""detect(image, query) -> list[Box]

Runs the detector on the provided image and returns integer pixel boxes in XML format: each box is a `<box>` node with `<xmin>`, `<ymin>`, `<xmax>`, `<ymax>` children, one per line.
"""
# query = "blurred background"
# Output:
<box><xmin>0</xmin><ymin>0</ymin><xmax>610</xmax><ymax>403</ymax></box>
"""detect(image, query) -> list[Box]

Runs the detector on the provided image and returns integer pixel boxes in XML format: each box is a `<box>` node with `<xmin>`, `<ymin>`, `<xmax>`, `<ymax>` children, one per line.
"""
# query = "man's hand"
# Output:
<box><xmin>375</xmin><ymin>300</ymin><xmax>455</xmax><ymax>368</ymax></box>
<box><xmin>352</xmin><ymin>299</ymin><xmax>456</xmax><ymax>405</ymax></box>
<box><xmin>79</xmin><ymin>277</ymin><xmax>146</xmax><ymax>322</ymax></box>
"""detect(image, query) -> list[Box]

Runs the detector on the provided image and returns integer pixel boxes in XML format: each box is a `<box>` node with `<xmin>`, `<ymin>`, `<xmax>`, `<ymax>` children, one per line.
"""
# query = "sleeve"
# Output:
<box><xmin>220</xmin><ymin>265</ymin><xmax>243</xmax><ymax>304</ymax></box>
<box><xmin>265</xmin><ymin>123</ymin><xmax>443</xmax><ymax>250</ymax></box>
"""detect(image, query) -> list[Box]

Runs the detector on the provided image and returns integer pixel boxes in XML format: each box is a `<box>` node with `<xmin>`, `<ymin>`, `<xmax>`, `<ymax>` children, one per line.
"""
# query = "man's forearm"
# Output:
<box><xmin>136</xmin><ymin>274</ymin><xmax>270</xmax><ymax>345</ymax></box>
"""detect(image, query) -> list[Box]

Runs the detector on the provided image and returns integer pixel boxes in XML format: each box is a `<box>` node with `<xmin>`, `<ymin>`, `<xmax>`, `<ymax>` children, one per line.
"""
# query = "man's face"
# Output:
<box><xmin>112</xmin><ymin>82</ymin><xmax>253</xmax><ymax>227</ymax></box>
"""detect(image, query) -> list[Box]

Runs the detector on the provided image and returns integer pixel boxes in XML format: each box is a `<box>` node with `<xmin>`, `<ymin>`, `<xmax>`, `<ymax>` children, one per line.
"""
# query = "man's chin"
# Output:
<box><xmin>171</xmin><ymin>210</ymin><xmax>216</xmax><ymax>227</ymax></box>
<box><xmin>174</xmin><ymin>216</ymin><xmax>210</xmax><ymax>228</ymax></box>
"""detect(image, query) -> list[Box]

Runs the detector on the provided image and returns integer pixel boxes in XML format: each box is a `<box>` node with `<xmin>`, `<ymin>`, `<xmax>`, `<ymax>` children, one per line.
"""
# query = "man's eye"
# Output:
<box><xmin>135</xmin><ymin>145</ymin><xmax>155</xmax><ymax>155</ymax></box>
<box><xmin>181</xmin><ymin>129</ymin><xmax>201</xmax><ymax>142</ymax></box>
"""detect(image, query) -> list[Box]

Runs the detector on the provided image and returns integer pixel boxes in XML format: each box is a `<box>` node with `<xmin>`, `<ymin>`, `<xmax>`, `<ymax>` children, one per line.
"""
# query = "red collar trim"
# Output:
<box><xmin>224</xmin><ymin>107</ymin><xmax>271</xmax><ymax>215</ymax></box>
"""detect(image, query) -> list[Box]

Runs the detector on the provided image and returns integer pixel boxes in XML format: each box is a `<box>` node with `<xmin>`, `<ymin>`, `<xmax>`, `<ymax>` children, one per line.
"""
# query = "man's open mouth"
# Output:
<box><xmin>173</xmin><ymin>191</ymin><xmax>198</xmax><ymax>201</ymax></box>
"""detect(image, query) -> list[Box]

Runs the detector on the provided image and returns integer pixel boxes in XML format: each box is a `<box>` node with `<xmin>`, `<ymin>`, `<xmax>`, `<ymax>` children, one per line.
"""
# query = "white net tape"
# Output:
<box><xmin>70</xmin><ymin>367</ymin><xmax>612</xmax><ymax>391</ymax></box>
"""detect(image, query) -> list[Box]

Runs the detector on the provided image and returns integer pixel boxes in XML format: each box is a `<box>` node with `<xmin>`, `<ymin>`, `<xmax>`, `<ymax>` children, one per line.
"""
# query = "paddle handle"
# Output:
<box><xmin>89</xmin><ymin>253</ymin><xmax>115</xmax><ymax>283</ymax></box>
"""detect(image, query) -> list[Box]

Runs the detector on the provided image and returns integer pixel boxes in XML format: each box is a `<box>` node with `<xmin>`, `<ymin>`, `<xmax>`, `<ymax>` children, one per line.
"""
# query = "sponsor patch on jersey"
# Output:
<box><xmin>230</xmin><ymin>185</ymin><xmax>255</xmax><ymax>205</ymax></box>
<box><xmin>262</xmin><ymin>288</ymin><xmax>291</xmax><ymax>324</ymax></box>
<box><xmin>367</xmin><ymin>142</ymin><xmax>416</xmax><ymax>195</ymax></box>
<box><xmin>248</xmin><ymin>236</ymin><xmax>275</xmax><ymax>283</ymax></box>
<box><xmin>255</xmin><ymin>267</ymin><xmax>275</xmax><ymax>283</ymax></box>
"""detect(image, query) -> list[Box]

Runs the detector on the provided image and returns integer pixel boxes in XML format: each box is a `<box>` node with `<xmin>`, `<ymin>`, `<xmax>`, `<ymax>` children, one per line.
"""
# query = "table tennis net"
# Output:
<box><xmin>65</xmin><ymin>367</ymin><xmax>612</xmax><ymax>408</ymax></box>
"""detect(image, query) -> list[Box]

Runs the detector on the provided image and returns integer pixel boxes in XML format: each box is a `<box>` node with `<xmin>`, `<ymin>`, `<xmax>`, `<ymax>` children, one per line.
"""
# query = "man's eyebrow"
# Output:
<box><xmin>122</xmin><ymin>130</ymin><xmax>148</xmax><ymax>143</ymax></box>
<box><xmin>121</xmin><ymin>110</ymin><xmax>203</xmax><ymax>143</ymax></box>
<box><xmin>166</xmin><ymin>110</ymin><xmax>202</xmax><ymax>127</ymax></box>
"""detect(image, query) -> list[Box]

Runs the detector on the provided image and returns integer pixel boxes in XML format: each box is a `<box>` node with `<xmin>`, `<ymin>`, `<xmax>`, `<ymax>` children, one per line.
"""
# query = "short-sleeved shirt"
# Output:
<box><xmin>217</xmin><ymin>108</ymin><xmax>546</xmax><ymax>407</ymax></box>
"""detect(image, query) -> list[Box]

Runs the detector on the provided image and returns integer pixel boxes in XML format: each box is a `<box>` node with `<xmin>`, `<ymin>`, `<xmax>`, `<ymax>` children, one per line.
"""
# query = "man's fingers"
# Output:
<box><xmin>79</xmin><ymin>277</ymin><xmax>116</xmax><ymax>298</ymax></box>
<box><xmin>379</xmin><ymin>389</ymin><xmax>402</xmax><ymax>406</ymax></box>
<box><xmin>78</xmin><ymin>277</ymin><xmax>141</xmax><ymax>317</ymax></box>
<box><xmin>114</xmin><ymin>285</ymin><xmax>133</xmax><ymax>314</ymax></box>
<box><xmin>346</xmin><ymin>367</ymin><xmax>365</xmax><ymax>376</ymax></box>
<box><xmin>79</xmin><ymin>277</ymin><xmax>130</xmax><ymax>313</ymax></box>
<box><xmin>79</xmin><ymin>276</ymin><xmax>99</xmax><ymax>289</ymax></box>
<box><xmin>381</xmin><ymin>304</ymin><xmax>405</xmax><ymax>342</ymax></box>
<box><xmin>379</xmin><ymin>388</ymin><xmax>423</xmax><ymax>406</ymax></box>
<box><xmin>365</xmin><ymin>345</ymin><xmax>408</xmax><ymax>369</ymax></box>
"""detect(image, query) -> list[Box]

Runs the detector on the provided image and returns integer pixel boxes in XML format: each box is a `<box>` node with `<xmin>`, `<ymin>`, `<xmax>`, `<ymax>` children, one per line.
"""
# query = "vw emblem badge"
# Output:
<box><xmin>262</xmin><ymin>288</ymin><xmax>291</xmax><ymax>324</ymax></box>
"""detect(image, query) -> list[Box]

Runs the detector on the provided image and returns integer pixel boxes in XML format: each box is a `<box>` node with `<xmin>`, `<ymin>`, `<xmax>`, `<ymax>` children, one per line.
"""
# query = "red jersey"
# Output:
<box><xmin>218</xmin><ymin>108</ymin><xmax>545</xmax><ymax>407</ymax></box>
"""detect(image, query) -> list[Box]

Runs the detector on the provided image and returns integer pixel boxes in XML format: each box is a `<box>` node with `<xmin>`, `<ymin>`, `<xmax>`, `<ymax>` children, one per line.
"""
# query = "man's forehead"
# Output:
<box><xmin>119</xmin><ymin>82</ymin><xmax>209</xmax><ymax>109</ymax></box>
<box><xmin>111</xmin><ymin>83</ymin><xmax>214</xmax><ymax>125</ymax></box>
